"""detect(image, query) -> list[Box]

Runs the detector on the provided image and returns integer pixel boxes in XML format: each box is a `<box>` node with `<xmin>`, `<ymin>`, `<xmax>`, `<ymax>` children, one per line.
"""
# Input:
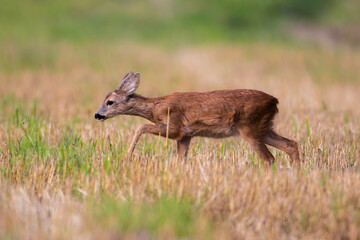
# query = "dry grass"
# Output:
<box><xmin>0</xmin><ymin>43</ymin><xmax>359</xmax><ymax>239</ymax></box>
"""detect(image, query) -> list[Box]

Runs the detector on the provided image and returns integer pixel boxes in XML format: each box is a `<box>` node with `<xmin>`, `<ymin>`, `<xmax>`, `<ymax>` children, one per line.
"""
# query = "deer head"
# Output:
<box><xmin>95</xmin><ymin>71</ymin><xmax>140</xmax><ymax>121</ymax></box>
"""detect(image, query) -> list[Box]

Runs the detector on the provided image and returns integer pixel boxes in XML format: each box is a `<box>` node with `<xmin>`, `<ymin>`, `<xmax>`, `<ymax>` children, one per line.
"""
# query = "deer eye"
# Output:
<box><xmin>106</xmin><ymin>100</ymin><xmax>114</xmax><ymax>106</ymax></box>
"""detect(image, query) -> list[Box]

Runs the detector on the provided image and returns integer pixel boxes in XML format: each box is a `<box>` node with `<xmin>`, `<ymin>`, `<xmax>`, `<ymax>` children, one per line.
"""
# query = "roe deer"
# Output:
<box><xmin>95</xmin><ymin>71</ymin><xmax>300</xmax><ymax>164</ymax></box>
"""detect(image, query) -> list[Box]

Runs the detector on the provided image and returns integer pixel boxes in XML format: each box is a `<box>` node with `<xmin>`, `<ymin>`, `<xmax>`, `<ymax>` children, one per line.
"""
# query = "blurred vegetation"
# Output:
<box><xmin>0</xmin><ymin>0</ymin><xmax>358</xmax><ymax>44</ymax></box>
<box><xmin>1</xmin><ymin>1</ymin><xmax>359</xmax><ymax>239</ymax></box>
<box><xmin>92</xmin><ymin>197</ymin><xmax>210</xmax><ymax>238</ymax></box>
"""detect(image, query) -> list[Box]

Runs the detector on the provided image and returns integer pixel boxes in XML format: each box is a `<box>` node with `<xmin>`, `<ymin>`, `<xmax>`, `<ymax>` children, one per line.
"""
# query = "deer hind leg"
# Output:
<box><xmin>264</xmin><ymin>130</ymin><xmax>300</xmax><ymax>162</ymax></box>
<box><xmin>240</xmin><ymin>128</ymin><xmax>275</xmax><ymax>165</ymax></box>
<box><xmin>177</xmin><ymin>137</ymin><xmax>191</xmax><ymax>159</ymax></box>
<box><xmin>249</xmin><ymin>140</ymin><xmax>275</xmax><ymax>165</ymax></box>
<box><xmin>126</xmin><ymin>124</ymin><xmax>182</xmax><ymax>158</ymax></box>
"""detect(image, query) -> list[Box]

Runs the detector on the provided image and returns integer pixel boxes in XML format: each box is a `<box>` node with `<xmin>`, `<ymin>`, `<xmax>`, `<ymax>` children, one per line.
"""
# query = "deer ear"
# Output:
<box><xmin>119</xmin><ymin>72</ymin><xmax>140</xmax><ymax>95</ymax></box>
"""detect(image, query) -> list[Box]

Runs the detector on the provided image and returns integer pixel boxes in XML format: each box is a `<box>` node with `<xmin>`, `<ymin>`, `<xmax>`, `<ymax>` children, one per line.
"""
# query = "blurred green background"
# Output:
<box><xmin>1</xmin><ymin>1</ymin><xmax>360</xmax><ymax>239</ymax></box>
<box><xmin>1</xmin><ymin>0</ymin><xmax>359</xmax><ymax>45</ymax></box>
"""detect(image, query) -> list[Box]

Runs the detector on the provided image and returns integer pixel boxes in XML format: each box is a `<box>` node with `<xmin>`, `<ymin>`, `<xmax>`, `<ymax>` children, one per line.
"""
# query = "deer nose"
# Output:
<box><xmin>94</xmin><ymin>113</ymin><xmax>105</xmax><ymax>120</ymax></box>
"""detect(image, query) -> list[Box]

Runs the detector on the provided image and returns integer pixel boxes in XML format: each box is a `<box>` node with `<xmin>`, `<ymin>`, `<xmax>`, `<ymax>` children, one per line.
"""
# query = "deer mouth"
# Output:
<box><xmin>94</xmin><ymin>113</ymin><xmax>106</xmax><ymax>121</ymax></box>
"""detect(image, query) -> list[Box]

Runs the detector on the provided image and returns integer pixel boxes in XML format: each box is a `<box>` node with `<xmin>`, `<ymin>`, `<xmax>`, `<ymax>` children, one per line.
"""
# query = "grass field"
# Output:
<box><xmin>1</xmin><ymin>42</ymin><xmax>359</xmax><ymax>239</ymax></box>
<box><xmin>1</xmin><ymin>0</ymin><xmax>360</xmax><ymax>239</ymax></box>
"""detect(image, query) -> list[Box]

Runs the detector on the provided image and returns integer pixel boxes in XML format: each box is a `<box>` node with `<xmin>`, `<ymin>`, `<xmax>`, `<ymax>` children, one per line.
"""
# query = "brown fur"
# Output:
<box><xmin>95</xmin><ymin>72</ymin><xmax>300</xmax><ymax>164</ymax></box>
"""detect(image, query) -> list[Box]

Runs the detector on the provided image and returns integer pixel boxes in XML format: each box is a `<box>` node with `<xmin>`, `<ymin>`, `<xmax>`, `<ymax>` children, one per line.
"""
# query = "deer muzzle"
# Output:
<box><xmin>94</xmin><ymin>113</ymin><xmax>106</xmax><ymax>121</ymax></box>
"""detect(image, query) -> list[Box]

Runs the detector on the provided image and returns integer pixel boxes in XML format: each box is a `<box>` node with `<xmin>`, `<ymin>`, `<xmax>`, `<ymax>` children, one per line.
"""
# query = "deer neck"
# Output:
<box><xmin>125</xmin><ymin>94</ymin><xmax>155</xmax><ymax>122</ymax></box>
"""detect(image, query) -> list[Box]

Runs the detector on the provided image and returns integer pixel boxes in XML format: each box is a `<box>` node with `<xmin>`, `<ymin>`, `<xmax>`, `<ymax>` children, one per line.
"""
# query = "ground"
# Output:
<box><xmin>0</xmin><ymin>41</ymin><xmax>359</xmax><ymax>239</ymax></box>
<box><xmin>1</xmin><ymin>1</ymin><xmax>360</xmax><ymax>239</ymax></box>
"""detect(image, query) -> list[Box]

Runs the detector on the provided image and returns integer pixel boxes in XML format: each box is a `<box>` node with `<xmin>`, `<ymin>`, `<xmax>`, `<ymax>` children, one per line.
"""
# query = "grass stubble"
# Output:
<box><xmin>0</xmin><ymin>43</ymin><xmax>359</xmax><ymax>239</ymax></box>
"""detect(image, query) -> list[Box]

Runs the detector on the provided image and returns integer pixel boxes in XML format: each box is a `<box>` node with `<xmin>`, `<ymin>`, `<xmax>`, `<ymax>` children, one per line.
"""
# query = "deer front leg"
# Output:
<box><xmin>125</xmin><ymin>125</ymin><xmax>147</xmax><ymax>158</ymax></box>
<box><xmin>125</xmin><ymin>124</ymin><xmax>181</xmax><ymax>158</ymax></box>
<box><xmin>177</xmin><ymin>137</ymin><xmax>191</xmax><ymax>159</ymax></box>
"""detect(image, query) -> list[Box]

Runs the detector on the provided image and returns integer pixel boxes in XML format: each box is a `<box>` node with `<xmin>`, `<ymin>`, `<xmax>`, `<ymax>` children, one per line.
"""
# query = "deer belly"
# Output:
<box><xmin>183</xmin><ymin>123</ymin><xmax>239</xmax><ymax>138</ymax></box>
